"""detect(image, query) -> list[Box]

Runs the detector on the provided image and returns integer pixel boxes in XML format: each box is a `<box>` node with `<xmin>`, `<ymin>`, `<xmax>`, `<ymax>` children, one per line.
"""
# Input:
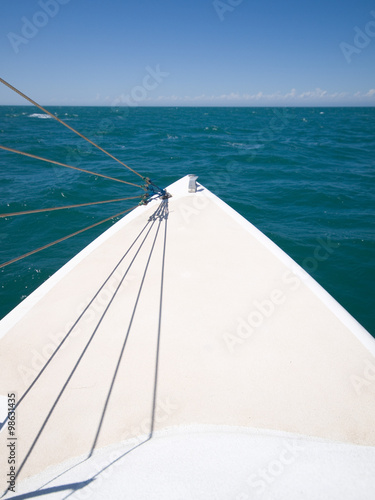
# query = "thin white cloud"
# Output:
<box><xmin>101</xmin><ymin>89</ymin><xmax>375</xmax><ymax>106</ymax></box>
<box><xmin>150</xmin><ymin>88</ymin><xmax>375</xmax><ymax>105</ymax></box>
<box><xmin>299</xmin><ymin>88</ymin><xmax>327</xmax><ymax>99</ymax></box>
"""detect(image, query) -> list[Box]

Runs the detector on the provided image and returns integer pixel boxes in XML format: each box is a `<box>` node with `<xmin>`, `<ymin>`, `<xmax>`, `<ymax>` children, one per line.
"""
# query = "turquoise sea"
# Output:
<box><xmin>0</xmin><ymin>106</ymin><xmax>374</xmax><ymax>336</ymax></box>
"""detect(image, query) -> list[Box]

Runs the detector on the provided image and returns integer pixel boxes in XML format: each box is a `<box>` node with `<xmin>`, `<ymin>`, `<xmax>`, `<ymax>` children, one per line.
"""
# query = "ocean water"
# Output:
<box><xmin>0</xmin><ymin>106</ymin><xmax>374</xmax><ymax>337</ymax></box>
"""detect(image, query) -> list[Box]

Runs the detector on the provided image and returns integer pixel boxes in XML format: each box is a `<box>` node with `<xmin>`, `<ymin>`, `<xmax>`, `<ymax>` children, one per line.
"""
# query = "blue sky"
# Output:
<box><xmin>0</xmin><ymin>0</ymin><xmax>374</xmax><ymax>106</ymax></box>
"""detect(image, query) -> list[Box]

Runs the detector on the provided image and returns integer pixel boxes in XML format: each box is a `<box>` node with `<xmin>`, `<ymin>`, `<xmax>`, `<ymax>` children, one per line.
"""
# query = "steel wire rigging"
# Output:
<box><xmin>0</xmin><ymin>77</ymin><xmax>169</xmax><ymax>268</ymax></box>
<box><xmin>0</xmin><ymin>145</ymin><xmax>145</xmax><ymax>189</ymax></box>
<box><xmin>0</xmin><ymin>79</ymin><xmax>172</xmax><ymax>491</ymax></box>
<box><xmin>0</xmin><ymin>196</ymin><xmax>142</xmax><ymax>218</ymax></box>
<box><xmin>0</xmin><ymin>77</ymin><xmax>145</xmax><ymax>180</ymax></box>
<box><xmin>0</xmin><ymin>205</ymin><xmax>138</xmax><ymax>269</ymax></box>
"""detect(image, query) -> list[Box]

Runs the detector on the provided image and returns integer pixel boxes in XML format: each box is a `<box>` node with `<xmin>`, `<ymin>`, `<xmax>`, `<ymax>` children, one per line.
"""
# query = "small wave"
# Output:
<box><xmin>5</xmin><ymin>112</ymin><xmax>28</xmax><ymax>118</ymax></box>
<box><xmin>28</xmin><ymin>113</ymin><xmax>51</xmax><ymax>119</ymax></box>
<box><xmin>226</xmin><ymin>142</ymin><xmax>263</xmax><ymax>150</ymax></box>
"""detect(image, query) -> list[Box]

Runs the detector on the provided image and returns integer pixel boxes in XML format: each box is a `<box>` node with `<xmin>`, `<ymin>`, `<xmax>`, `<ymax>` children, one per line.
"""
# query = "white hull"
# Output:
<box><xmin>1</xmin><ymin>175</ymin><xmax>375</xmax><ymax>499</ymax></box>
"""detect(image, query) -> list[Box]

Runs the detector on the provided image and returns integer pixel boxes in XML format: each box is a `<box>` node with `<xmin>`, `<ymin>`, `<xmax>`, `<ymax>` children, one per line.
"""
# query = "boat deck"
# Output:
<box><xmin>1</xmin><ymin>175</ymin><xmax>375</xmax><ymax>498</ymax></box>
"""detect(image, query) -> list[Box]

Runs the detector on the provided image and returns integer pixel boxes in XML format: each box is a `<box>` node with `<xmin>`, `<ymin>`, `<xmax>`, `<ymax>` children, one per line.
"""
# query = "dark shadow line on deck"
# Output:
<box><xmin>61</xmin><ymin>437</ymin><xmax>152</xmax><ymax>500</ymax></box>
<box><xmin>32</xmin><ymin>200</ymin><xmax>169</xmax><ymax>499</ymax></box>
<box><xmin>0</xmin><ymin>479</ymin><xmax>94</xmax><ymax>499</ymax></box>
<box><xmin>1</xmin><ymin>200</ymin><xmax>169</xmax><ymax>500</ymax></box>
<box><xmin>89</xmin><ymin>199</ymin><xmax>169</xmax><ymax>455</ymax></box>
<box><xmin>150</xmin><ymin>199</ymin><xmax>169</xmax><ymax>436</ymax></box>
<box><xmin>4</xmin><ymin>203</ymin><xmax>164</xmax><ymax>489</ymax></box>
<box><xmin>66</xmin><ymin>200</ymin><xmax>170</xmax><ymax>499</ymax></box>
<box><xmin>0</xmin><ymin>206</ymin><xmax>156</xmax><ymax>432</ymax></box>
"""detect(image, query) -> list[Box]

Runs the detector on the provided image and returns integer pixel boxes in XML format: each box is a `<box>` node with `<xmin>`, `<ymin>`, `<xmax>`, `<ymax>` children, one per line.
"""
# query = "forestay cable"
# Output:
<box><xmin>0</xmin><ymin>145</ymin><xmax>144</xmax><ymax>189</ymax></box>
<box><xmin>0</xmin><ymin>77</ymin><xmax>145</xmax><ymax>180</ymax></box>
<box><xmin>0</xmin><ymin>196</ymin><xmax>142</xmax><ymax>217</ymax></box>
<box><xmin>0</xmin><ymin>206</ymin><xmax>137</xmax><ymax>269</ymax></box>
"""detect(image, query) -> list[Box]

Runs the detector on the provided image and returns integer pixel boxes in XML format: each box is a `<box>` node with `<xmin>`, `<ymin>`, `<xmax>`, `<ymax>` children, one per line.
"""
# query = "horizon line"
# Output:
<box><xmin>0</xmin><ymin>103</ymin><xmax>375</xmax><ymax>108</ymax></box>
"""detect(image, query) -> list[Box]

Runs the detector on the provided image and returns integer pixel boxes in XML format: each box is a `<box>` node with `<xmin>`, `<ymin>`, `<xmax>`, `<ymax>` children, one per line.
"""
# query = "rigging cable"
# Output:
<box><xmin>0</xmin><ymin>205</ymin><xmax>138</xmax><ymax>269</ymax></box>
<box><xmin>6</xmin><ymin>202</ymin><xmax>167</xmax><ymax>486</ymax></box>
<box><xmin>0</xmin><ymin>77</ymin><xmax>168</xmax><ymax>200</ymax></box>
<box><xmin>0</xmin><ymin>196</ymin><xmax>142</xmax><ymax>218</ymax></box>
<box><xmin>0</xmin><ymin>77</ymin><xmax>145</xmax><ymax>180</ymax></box>
<box><xmin>0</xmin><ymin>145</ymin><xmax>144</xmax><ymax>189</ymax></box>
<box><xmin>0</xmin><ymin>78</ymin><xmax>170</xmax><ymax>269</ymax></box>
<box><xmin>0</xmin><ymin>208</ymin><xmax>156</xmax><ymax>420</ymax></box>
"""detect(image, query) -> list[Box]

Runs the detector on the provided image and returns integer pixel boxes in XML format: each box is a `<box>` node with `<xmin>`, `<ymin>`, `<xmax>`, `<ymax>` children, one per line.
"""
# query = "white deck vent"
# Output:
<box><xmin>188</xmin><ymin>175</ymin><xmax>198</xmax><ymax>193</ymax></box>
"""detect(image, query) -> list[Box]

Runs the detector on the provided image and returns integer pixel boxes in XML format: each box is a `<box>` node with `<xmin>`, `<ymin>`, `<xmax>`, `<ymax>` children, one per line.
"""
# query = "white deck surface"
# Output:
<box><xmin>1</xmin><ymin>175</ymin><xmax>375</xmax><ymax>499</ymax></box>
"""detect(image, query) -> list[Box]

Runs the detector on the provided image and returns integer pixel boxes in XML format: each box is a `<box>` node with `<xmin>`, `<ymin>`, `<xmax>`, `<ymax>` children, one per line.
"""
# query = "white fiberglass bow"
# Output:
<box><xmin>1</xmin><ymin>175</ymin><xmax>374</xmax><ymax>499</ymax></box>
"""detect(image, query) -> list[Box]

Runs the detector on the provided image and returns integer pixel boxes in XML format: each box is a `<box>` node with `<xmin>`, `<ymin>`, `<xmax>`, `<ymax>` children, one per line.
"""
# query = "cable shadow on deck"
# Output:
<box><xmin>61</xmin><ymin>199</ymin><xmax>169</xmax><ymax>500</ymax></box>
<box><xmin>0</xmin><ymin>207</ymin><xmax>155</xmax><ymax>433</ymax></box>
<box><xmin>1</xmin><ymin>202</ymin><xmax>166</xmax><ymax>496</ymax></box>
<box><xmin>25</xmin><ymin>200</ymin><xmax>169</xmax><ymax>500</ymax></box>
<box><xmin>88</xmin><ymin>199</ymin><xmax>169</xmax><ymax>456</ymax></box>
<box><xmin>0</xmin><ymin>480</ymin><xmax>94</xmax><ymax>500</ymax></box>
